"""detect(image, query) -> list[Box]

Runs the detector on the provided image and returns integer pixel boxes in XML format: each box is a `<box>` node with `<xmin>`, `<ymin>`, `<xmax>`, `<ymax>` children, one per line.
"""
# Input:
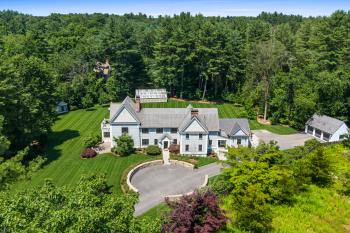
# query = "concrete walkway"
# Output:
<box><xmin>252</xmin><ymin>130</ymin><xmax>314</xmax><ymax>150</ymax></box>
<box><xmin>162</xmin><ymin>149</ymin><xmax>170</xmax><ymax>165</ymax></box>
<box><xmin>132</xmin><ymin>163</ymin><xmax>222</xmax><ymax>216</ymax></box>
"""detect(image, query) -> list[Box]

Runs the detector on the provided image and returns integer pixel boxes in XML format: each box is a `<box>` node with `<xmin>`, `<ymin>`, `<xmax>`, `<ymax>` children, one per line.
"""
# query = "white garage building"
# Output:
<box><xmin>305</xmin><ymin>113</ymin><xmax>349</xmax><ymax>142</ymax></box>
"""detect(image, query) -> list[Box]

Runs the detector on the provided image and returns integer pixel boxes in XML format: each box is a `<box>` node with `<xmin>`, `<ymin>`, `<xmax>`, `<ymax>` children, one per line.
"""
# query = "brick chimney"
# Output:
<box><xmin>135</xmin><ymin>96</ymin><xmax>141</xmax><ymax>112</ymax></box>
<box><xmin>191</xmin><ymin>109</ymin><xmax>199</xmax><ymax>118</ymax></box>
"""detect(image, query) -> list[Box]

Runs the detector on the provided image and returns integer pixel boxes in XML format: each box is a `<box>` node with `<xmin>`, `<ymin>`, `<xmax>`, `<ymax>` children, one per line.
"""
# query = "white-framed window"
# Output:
<box><xmin>218</xmin><ymin>140</ymin><xmax>226</xmax><ymax>148</ymax></box>
<box><xmin>209</xmin><ymin>140</ymin><xmax>212</xmax><ymax>146</ymax></box>
<box><xmin>171</xmin><ymin>128</ymin><xmax>177</xmax><ymax>133</ymax></box>
<box><xmin>156</xmin><ymin>128</ymin><xmax>163</xmax><ymax>134</ymax></box>
<box><xmin>199</xmin><ymin>134</ymin><xmax>203</xmax><ymax>139</ymax></box>
<box><xmin>173</xmin><ymin>139</ymin><xmax>177</xmax><ymax>144</ymax></box>
<box><xmin>154</xmin><ymin>139</ymin><xmax>158</xmax><ymax>145</ymax></box>
<box><xmin>186</xmin><ymin>134</ymin><xmax>189</xmax><ymax>139</ymax></box>
<box><xmin>185</xmin><ymin>145</ymin><xmax>189</xmax><ymax>152</ymax></box>
<box><xmin>198</xmin><ymin>144</ymin><xmax>203</xmax><ymax>152</ymax></box>
<box><xmin>237</xmin><ymin>138</ymin><xmax>242</xmax><ymax>145</ymax></box>
<box><xmin>142</xmin><ymin>128</ymin><xmax>149</xmax><ymax>134</ymax></box>
<box><xmin>142</xmin><ymin>139</ymin><xmax>149</xmax><ymax>146</ymax></box>
<box><xmin>122</xmin><ymin>127</ymin><xmax>128</xmax><ymax>134</ymax></box>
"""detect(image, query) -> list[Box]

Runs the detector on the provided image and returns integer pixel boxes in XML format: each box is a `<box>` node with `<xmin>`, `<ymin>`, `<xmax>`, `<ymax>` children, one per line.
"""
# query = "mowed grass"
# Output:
<box><xmin>13</xmin><ymin>106</ymin><xmax>156</xmax><ymax>193</ymax></box>
<box><xmin>143</xmin><ymin>99</ymin><xmax>297</xmax><ymax>135</ymax></box>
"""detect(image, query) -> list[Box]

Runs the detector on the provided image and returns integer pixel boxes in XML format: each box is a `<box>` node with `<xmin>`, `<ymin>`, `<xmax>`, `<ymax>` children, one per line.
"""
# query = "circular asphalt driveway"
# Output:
<box><xmin>131</xmin><ymin>163</ymin><xmax>221</xmax><ymax>216</ymax></box>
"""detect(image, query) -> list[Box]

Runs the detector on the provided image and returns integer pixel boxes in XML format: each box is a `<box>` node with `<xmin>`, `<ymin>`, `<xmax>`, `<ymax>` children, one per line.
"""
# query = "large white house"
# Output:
<box><xmin>101</xmin><ymin>96</ymin><xmax>251</xmax><ymax>156</ymax></box>
<box><xmin>305</xmin><ymin>113</ymin><xmax>349</xmax><ymax>142</ymax></box>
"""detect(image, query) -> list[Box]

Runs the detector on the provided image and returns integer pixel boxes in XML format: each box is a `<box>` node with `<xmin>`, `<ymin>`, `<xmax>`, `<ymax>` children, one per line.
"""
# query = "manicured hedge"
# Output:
<box><xmin>146</xmin><ymin>145</ymin><xmax>162</xmax><ymax>156</ymax></box>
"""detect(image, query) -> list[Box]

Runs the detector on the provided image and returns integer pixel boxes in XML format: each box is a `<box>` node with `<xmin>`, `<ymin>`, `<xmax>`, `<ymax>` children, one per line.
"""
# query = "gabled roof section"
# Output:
<box><xmin>219</xmin><ymin>118</ymin><xmax>251</xmax><ymax>137</ymax></box>
<box><xmin>110</xmin><ymin>97</ymin><xmax>140</xmax><ymax>123</ymax></box>
<box><xmin>179</xmin><ymin>116</ymin><xmax>209</xmax><ymax>134</ymax></box>
<box><xmin>306</xmin><ymin>113</ymin><xmax>346</xmax><ymax>134</ymax></box>
<box><xmin>159</xmin><ymin>133</ymin><xmax>173</xmax><ymax>141</ymax></box>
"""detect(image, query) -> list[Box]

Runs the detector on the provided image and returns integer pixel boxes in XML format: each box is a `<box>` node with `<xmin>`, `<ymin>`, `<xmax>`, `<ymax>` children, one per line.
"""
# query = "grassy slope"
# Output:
<box><xmin>13</xmin><ymin>106</ymin><xmax>155</xmax><ymax>193</ymax></box>
<box><xmin>272</xmin><ymin>186</ymin><xmax>350</xmax><ymax>233</ymax></box>
<box><xmin>143</xmin><ymin>99</ymin><xmax>297</xmax><ymax>135</ymax></box>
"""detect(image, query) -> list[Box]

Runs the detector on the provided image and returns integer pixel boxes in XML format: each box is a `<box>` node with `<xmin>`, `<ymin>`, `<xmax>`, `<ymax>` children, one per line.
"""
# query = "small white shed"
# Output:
<box><xmin>56</xmin><ymin>101</ymin><xmax>68</xmax><ymax>114</ymax></box>
<box><xmin>305</xmin><ymin>113</ymin><xmax>349</xmax><ymax>142</ymax></box>
<box><xmin>135</xmin><ymin>89</ymin><xmax>167</xmax><ymax>103</ymax></box>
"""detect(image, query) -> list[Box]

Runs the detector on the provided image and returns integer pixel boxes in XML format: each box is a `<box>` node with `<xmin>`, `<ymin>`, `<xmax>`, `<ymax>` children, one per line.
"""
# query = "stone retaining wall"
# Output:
<box><xmin>169</xmin><ymin>160</ymin><xmax>195</xmax><ymax>169</ymax></box>
<box><xmin>126</xmin><ymin>159</ymin><xmax>195</xmax><ymax>193</ymax></box>
<box><xmin>127</xmin><ymin>160</ymin><xmax>163</xmax><ymax>193</ymax></box>
<box><xmin>165</xmin><ymin>174</ymin><xmax>209</xmax><ymax>202</ymax></box>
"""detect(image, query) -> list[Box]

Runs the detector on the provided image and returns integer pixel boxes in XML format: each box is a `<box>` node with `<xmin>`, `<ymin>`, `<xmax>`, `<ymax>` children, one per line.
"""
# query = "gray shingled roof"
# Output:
<box><xmin>219</xmin><ymin>118</ymin><xmax>251</xmax><ymax>136</ymax></box>
<box><xmin>138</xmin><ymin>108</ymin><xmax>189</xmax><ymax>128</ymax></box>
<box><xmin>137</xmin><ymin>108</ymin><xmax>219</xmax><ymax>131</ymax></box>
<box><xmin>110</xmin><ymin>103</ymin><xmax>121</xmax><ymax>120</ymax></box>
<box><xmin>306</xmin><ymin>113</ymin><xmax>345</xmax><ymax>134</ymax></box>
<box><xmin>110</xmin><ymin>97</ymin><xmax>245</xmax><ymax>133</ymax></box>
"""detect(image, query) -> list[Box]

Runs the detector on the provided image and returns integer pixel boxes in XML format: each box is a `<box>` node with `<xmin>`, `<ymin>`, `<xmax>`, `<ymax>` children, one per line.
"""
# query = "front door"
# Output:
<box><xmin>163</xmin><ymin>141</ymin><xmax>169</xmax><ymax>149</ymax></box>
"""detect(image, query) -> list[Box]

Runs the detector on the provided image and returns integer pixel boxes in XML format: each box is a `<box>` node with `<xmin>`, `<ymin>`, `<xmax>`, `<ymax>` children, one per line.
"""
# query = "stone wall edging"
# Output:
<box><xmin>126</xmin><ymin>159</ymin><xmax>195</xmax><ymax>193</ymax></box>
<box><xmin>165</xmin><ymin>174</ymin><xmax>209</xmax><ymax>202</ymax></box>
<box><xmin>169</xmin><ymin>160</ymin><xmax>195</xmax><ymax>170</ymax></box>
<box><xmin>127</xmin><ymin>160</ymin><xmax>163</xmax><ymax>193</ymax></box>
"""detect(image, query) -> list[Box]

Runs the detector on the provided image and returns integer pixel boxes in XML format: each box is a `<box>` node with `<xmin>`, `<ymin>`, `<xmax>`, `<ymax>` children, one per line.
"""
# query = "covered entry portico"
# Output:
<box><xmin>160</xmin><ymin>134</ymin><xmax>172</xmax><ymax>149</ymax></box>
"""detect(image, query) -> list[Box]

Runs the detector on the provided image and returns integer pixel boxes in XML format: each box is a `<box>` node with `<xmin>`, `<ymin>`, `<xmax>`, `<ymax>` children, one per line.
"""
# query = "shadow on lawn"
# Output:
<box><xmin>43</xmin><ymin>129</ymin><xmax>80</xmax><ymax>165</ymax></box>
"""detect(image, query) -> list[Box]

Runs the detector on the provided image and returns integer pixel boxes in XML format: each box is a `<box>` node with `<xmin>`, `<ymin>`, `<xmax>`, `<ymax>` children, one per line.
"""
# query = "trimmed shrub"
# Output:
<box><xmin>113</xmin><ymin>134</ymin><xmax>134</xmax><ymax>156</ymax></box>
<box><xmin>83</xmin><ymin>134</ymin><xmax>101</xmax><ymax>148</ymax></box>
<box><xmin>169</xmin><ymin>144</ymin><xmax>180</xmax><ymax>154</ymax></box>
<box><xmin>146</xmin><ymin>145</ymin><xmax>161</xmax><ymax>156</ymax></box>
<box><xmin>80</xmin><ymin>148</ymin><xmax>97</xmax><ymax>158</ymax></box>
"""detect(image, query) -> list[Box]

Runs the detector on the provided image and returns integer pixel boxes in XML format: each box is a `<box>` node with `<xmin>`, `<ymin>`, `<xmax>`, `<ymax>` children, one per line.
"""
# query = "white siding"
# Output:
<box><xmin>110</xmin><ymin>124</ymin><xmax>140</xmax><ymax>148</ymax></box>
<box><xmin>139</xmin><ymin>128</ymin><xmax>179</xmax><ymax>148</ymax></box>
<box><xmin>113</xmin><ymin>108</ymin><xmax>138</xmax><ymax>123</ymax></box>
<box><xmin>330</xmin><ymin>123</ymin><xmax>349</xmax><ymax>141</ymax></box>
<box><xmin>180</xmin><ymin>133</ymin><xmax>208</xmax><ymax>156</ymax></box>
<box><xmin>183</xmin><ymin>120</ymin><xmax>206</xmax><ymax>133</ymax></box>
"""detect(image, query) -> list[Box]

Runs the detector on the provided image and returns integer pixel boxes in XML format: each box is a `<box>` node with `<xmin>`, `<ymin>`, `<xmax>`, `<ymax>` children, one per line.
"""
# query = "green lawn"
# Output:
<box><xmin>272</xmin><ymin>185</ymin><xmax>350</xmax><ymax>233</ymax></box>
<box><xmin>170</xmin><ymin>155</ymin><xmax>218</xmax><ymax>167</ymax></box>
<box><xmin>13</xmin><ymin>106</ymin><xmax>156</xmax><ymax>193</ymax></box>
<box><xmin>138</xmin><ymin>203</ymin><xmax>170</xmax><ymax>220</ymax></box>
<box><xmin>12</xmin><ymin>99</ymin><xmax>296</xmax><ymax>193</ymax></box>
<box><xmin>143</xmin><ymin>99</ymin><xmax>297</xmax><ymax>135</ymax></box>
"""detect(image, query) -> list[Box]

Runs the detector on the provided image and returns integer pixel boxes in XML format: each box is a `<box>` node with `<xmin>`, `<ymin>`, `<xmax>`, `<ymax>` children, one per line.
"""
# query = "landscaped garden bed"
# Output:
<box><xmin>170</xmin><ymin>154</ymin><xmax>218</xmax><ymax>168</ymax></box>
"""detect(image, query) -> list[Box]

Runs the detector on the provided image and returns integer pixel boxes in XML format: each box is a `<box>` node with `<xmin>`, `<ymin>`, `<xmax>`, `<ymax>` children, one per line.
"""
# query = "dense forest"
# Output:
<box><xmin>0</xmin><ymin>10</ymin><xmax>350</xmax><ymax>151</ymax></box>
<box><xmin>0</xmin><ymin>10</ymin><xmax>350</xmax><ymax>233</ymax></box>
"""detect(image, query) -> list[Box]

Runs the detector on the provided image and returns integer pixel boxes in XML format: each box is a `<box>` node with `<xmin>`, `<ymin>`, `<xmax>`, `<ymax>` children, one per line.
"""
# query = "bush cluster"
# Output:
<box><xmin>83</xmin><ymin>134</ymin><xmax>101</xmax><ymax>148</ymax></box>
<box><xmin>113</xmin><ymin>134</ymin><xmax>134</xmax><ymax>156</ymax></box>
<box><xmin>145</xmin><ymin>145</ymin><xmax>161</xmax><ymax>156</ymax></box>
<box><xmin>80</xmin><ymin>148</ymin><xmax>97</xmax><ymax>158</ymax></box>
<box><xmin>169</xmin><ymin>144</ymin><xmax>180</xmax><ymax>154</ymax></box>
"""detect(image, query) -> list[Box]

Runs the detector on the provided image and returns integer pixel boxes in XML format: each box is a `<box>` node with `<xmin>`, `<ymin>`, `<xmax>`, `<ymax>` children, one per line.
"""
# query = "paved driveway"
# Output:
<box><xmin>131</xmin><ymin>163</ymin><xmax>222</xmax><ymax>216</ymax></box>
<box><xmin>252</xmin><ymin>130</ymin><xmax>314</xmax><ymax>150</ymax></box>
